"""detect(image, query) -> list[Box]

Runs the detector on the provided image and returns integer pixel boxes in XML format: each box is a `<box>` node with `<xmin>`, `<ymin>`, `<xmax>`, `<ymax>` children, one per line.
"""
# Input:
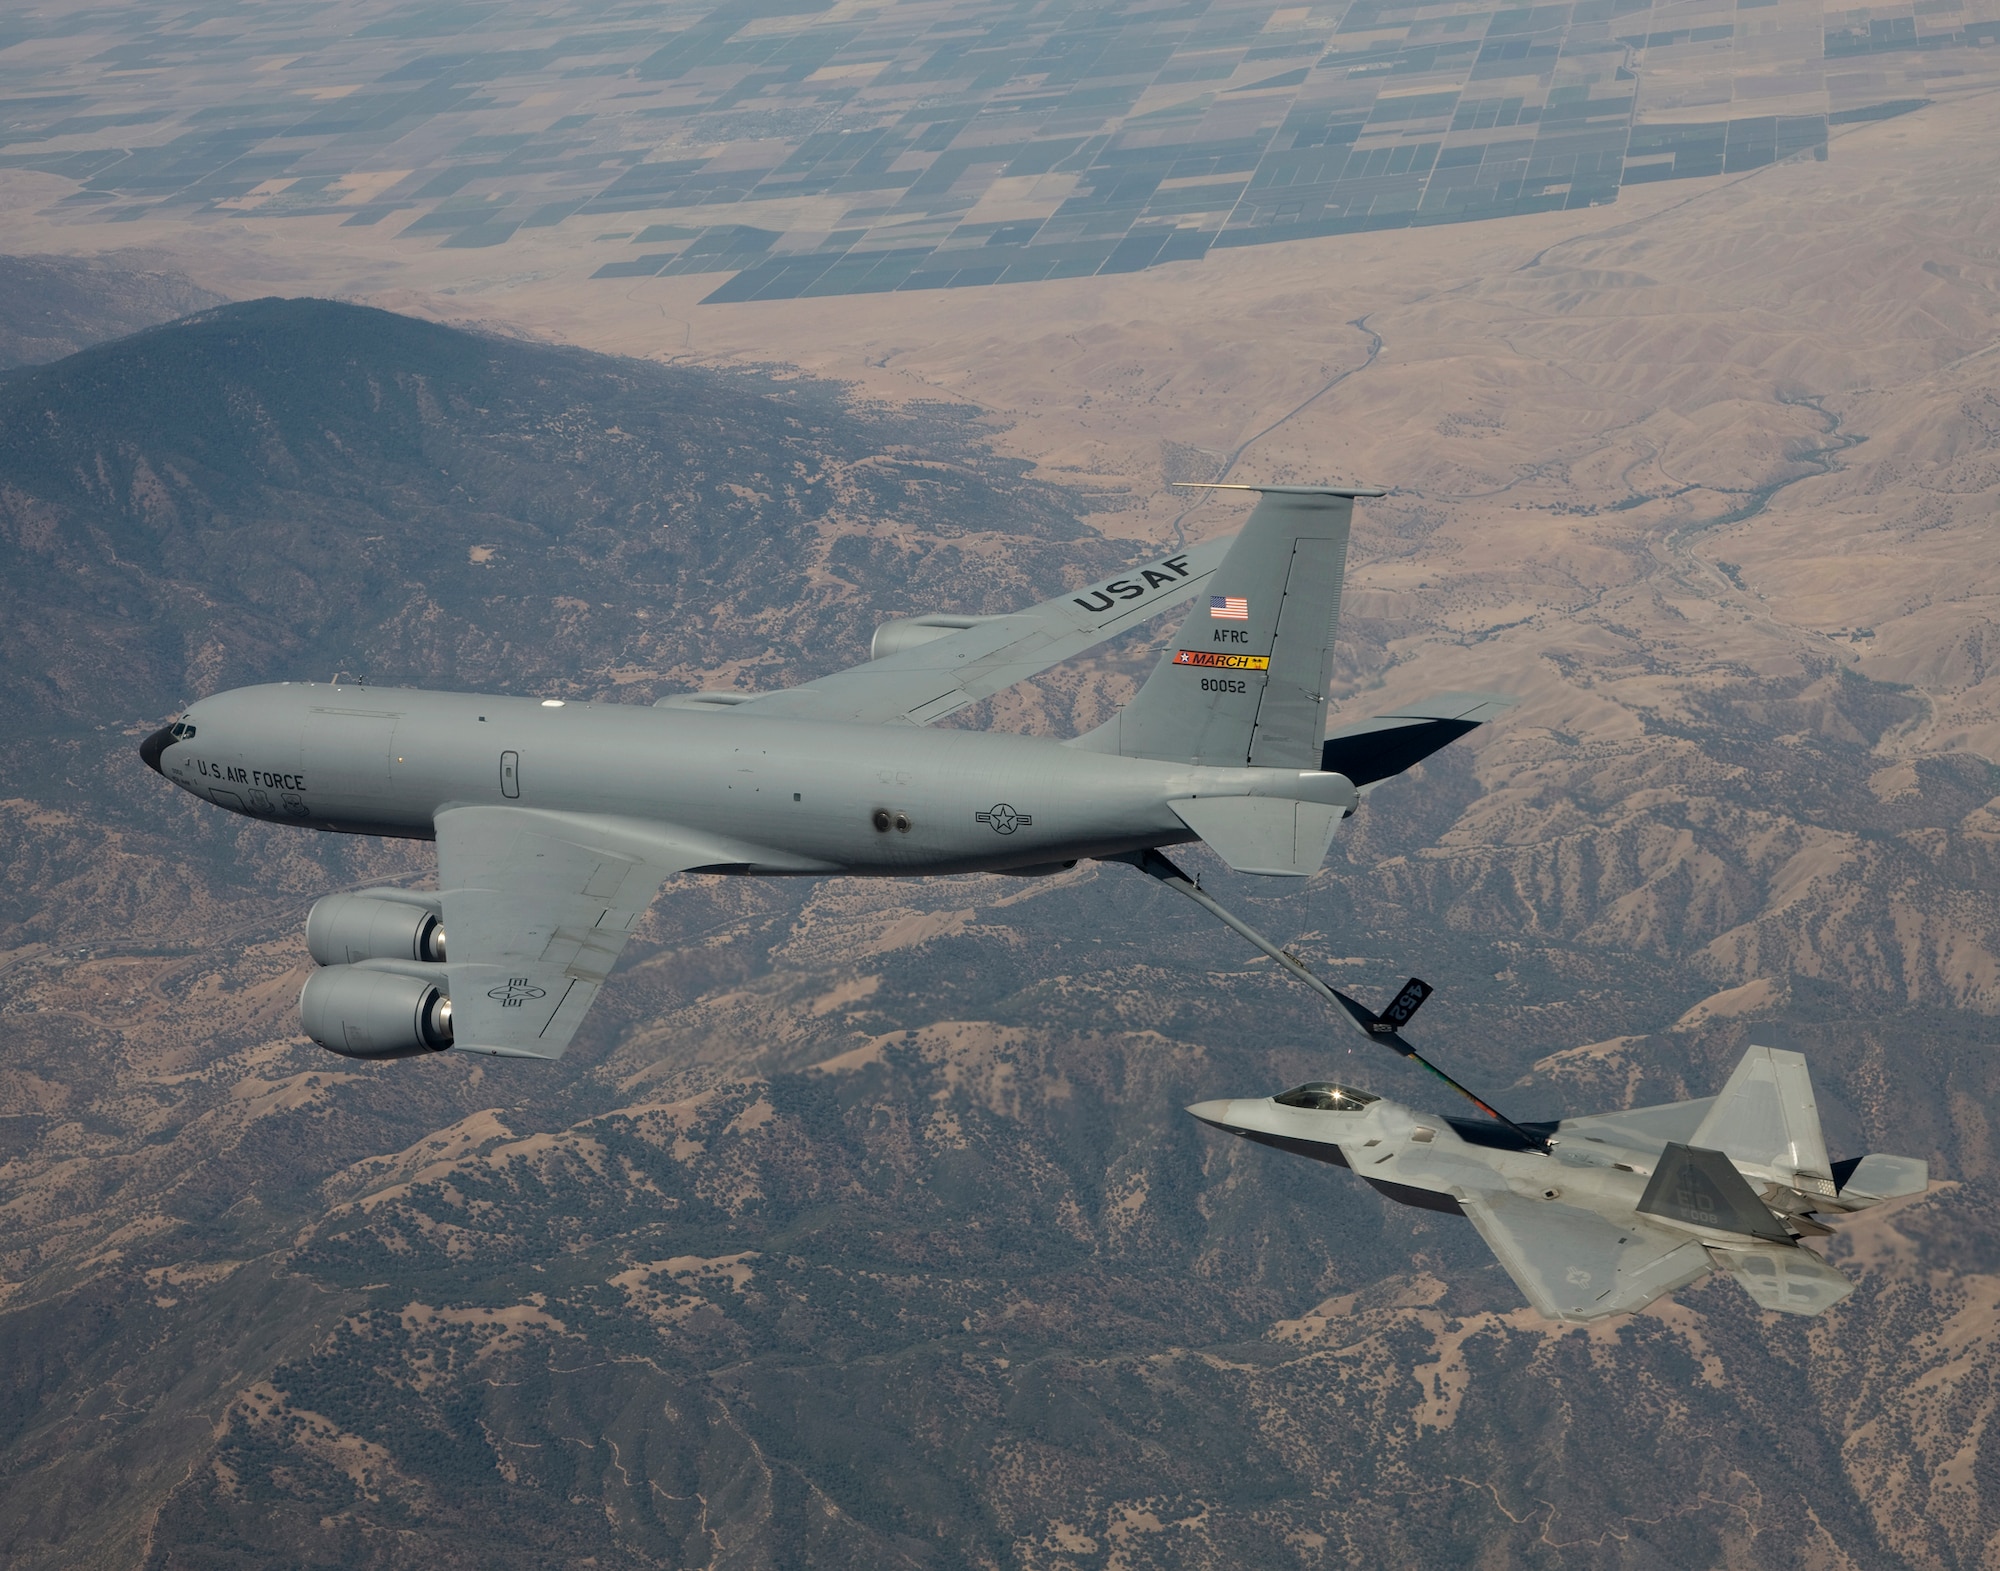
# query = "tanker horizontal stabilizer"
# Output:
<box><xmin>1322</xmin><ymin>692</ymin><xmax>1517</xmax><ymax>789</ymax></box>
<box><xmin>1167</xmin><ymin>795</ymin><xmax>1344</xmax><ymax>877</ymax></box>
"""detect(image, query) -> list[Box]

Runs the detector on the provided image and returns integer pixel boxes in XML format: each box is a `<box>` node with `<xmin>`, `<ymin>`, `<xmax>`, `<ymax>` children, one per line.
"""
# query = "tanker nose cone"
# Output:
<box><xmin>1186</xmin><ymin>1099</ymin><xmax>1236</xmax><ymax>1130</ymax></box>
<box><xmin>139</xmin><ymin>725</ymin><xmax>174</xmax><ymax>775</ymax></box>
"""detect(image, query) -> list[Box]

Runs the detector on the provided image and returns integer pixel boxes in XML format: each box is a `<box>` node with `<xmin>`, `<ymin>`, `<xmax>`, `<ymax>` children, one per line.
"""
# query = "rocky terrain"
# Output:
<box><xmin>0</xmin><ymin>253</ymin><xmax>221</xmax><ymax>372</ymax></box>
<box><xmin>2</xmin><ymin>293</ymin><xmax>2000</xmax><ymax>1569</ymax></box>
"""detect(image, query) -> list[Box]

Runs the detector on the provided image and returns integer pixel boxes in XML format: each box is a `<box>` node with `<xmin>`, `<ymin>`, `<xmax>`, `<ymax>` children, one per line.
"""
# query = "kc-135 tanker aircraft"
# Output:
<box><xmin>141</xmin><ymin>481</ymin><xmax>1920</xmax><ymax>1325</ymax></box>
<box><xmin>142</xmin><ymin>484</ymin><xmax>1510</xmax><ymax>1061</ymax></box>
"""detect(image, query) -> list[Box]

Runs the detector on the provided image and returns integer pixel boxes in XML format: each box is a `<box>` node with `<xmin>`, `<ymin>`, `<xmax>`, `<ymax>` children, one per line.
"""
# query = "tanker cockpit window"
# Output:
<box><xmin>1274</xmin><ymin>1082</ymin><xmax>1380</xmax><ymax>1112</ymax></box>
<box><xmin>168</xmin><ymin>720</ymin><xmax>197</xmax><ymax>740</ymax></box>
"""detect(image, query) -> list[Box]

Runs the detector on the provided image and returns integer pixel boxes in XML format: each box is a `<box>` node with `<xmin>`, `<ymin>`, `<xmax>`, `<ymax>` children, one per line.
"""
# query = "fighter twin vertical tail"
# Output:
<box><xmin>1687</xmin><ymin>1044</ymin><xmax>1835</xmax><ymax>1190</ymax></box>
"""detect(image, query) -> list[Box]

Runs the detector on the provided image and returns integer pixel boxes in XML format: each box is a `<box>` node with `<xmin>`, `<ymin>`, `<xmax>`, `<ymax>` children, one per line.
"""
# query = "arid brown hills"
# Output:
<box><xmin>0</xmin><ymin>253</ymin><xmax>221</xmax><ymax>372</ymax></box>
<box><xmin>4</xmin><ymin>71</ymin><xmax>2000</xmax><ymax>1571</ymax></box>
<box><xmin>0</xmin><ymin>296</ymin><xmax>1101</xmax><ymax>733</ymax></box>
<box><xmin>2</xmin><ymin>284</ymin><xmax>2000</xmax><ymax>1568</ymax></box>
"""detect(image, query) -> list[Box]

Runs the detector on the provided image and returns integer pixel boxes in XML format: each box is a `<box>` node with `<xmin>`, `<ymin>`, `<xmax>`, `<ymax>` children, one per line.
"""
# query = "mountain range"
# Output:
<box><xmin>0</xmin><ymin>253</ymin><xmax>222</xmax><ymax>373</ymax></box>
<box><xmin>3</xmin><ymin>296</ymin><xmax>1999</xmax><ymax>1569</ymax></box>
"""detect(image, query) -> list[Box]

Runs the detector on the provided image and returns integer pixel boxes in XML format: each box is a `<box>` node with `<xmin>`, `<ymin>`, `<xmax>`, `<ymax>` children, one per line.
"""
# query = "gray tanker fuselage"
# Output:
<box><xmin>140</xmin><ymin>485</ymin><xmax>1515</xmax><ymax>1062</ymax></box>
<box><xmin>155</xmin><ymin>681</ymin><xmax>1353</xmax><ymax>876</ymax></box>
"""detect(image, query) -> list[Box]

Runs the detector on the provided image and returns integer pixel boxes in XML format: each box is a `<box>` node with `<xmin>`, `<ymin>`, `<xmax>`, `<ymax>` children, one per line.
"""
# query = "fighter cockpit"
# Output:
<box><xmin>1272</xmin><ymin>1082</ymin><xmax>1380</xmax><ymax>1112</ymax></box>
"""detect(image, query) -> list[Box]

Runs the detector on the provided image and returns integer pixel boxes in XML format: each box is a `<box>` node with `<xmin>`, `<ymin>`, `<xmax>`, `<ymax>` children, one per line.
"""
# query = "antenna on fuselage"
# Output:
<box><xmin>1106</xmin><ymin>848</ymin><xmax>1549</xmax><ymax>1151</ymax></box>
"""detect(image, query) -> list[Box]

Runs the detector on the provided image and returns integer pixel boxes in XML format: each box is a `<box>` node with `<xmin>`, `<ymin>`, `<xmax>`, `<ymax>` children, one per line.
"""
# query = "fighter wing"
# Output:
<box><xmin>1458</xmin><ymin>1189</ymin><xmax>1713</xmax><ymax>1323</ymax></box>
<box><xmin>435</xmin><ymin>806</ymin><xmax>735</xmax><ymax>1060</ymax></box>
<box><xmin>702</xmin><ymin>533</ymin><xmax>1233</xmax><ymax>727</ymax></box>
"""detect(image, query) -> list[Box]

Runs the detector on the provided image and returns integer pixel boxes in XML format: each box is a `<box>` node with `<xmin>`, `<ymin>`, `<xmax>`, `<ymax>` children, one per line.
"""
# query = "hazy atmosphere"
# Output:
<box><xmin>3</xmin><ymin>0</ymin><xmax>2000</xmax><ymax>1564</ymax></box>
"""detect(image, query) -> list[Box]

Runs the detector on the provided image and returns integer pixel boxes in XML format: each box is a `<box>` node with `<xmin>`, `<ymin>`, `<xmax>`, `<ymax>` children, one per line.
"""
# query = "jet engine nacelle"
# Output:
<box><xmin>306</xmin><ymin>890</ymin><xmax>446</xmax><ymax>966</ymax></box>
<box><xmin>870</xmin><ymin>614</ymin><xmax>1004</xmax><ymax>661</ymax></box>
<box><xmin>300</xmin><ymin>965</ymin><xmax>453</xmax><ymax>1059</ymax></box>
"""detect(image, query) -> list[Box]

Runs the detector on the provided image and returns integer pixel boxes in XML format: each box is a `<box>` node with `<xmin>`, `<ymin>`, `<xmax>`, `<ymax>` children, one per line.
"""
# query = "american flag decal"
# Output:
<box><xmin>1209</xmin><ymin>595</ymin><xmax>1248</xmax><ymax>621</ymax></box>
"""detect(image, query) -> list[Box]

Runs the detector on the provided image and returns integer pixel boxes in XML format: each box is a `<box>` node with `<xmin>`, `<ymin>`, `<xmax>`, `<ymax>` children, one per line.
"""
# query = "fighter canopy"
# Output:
<box><xmin>1272</xmin><ymin>1083</ymin><xmax>1379</xmax><ymax>1112</ymax></box>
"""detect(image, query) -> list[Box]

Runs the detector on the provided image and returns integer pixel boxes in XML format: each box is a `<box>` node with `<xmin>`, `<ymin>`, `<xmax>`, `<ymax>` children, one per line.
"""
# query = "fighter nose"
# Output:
<box><xmin>139</xmin><ymin>726</ymin><xmax>174</xmax><ymax>775</ymax></box>
<box><xmin>1186</xmin><ymin>1099</ymin><xmax>1236</xmax><ymax>1129</ymax></box>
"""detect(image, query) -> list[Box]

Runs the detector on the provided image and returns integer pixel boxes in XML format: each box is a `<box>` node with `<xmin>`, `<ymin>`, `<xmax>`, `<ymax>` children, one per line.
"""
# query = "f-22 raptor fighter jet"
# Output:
<box><xmin>1191</xmin><ymin>1033</ymin><xmax>1929</xmax><ymax>1322</ymax></box>
<box><xmin>140</xmin><ymin>484</ymin><xmax>1509</xmax><ymax>1062</ymax></box>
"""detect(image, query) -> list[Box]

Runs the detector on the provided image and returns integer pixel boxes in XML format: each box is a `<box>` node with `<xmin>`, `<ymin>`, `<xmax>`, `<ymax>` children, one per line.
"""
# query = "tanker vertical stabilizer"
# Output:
<box><xmin>1073</xmin><ymin>485</ymin><xmax>1379</xmax><ymax>769</ymax></box>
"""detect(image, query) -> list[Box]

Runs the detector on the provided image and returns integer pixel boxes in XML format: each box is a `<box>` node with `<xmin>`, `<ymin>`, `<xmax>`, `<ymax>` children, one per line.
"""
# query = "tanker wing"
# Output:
<box><xmin>433</xmin><ymin>806</ymin><xmax>739</xmax><ymax>1059</ymax></box>
<box><xmin>686</xmin><ymin>532</ymin><xmax>1233</xmax><ymax>728</ymax></box>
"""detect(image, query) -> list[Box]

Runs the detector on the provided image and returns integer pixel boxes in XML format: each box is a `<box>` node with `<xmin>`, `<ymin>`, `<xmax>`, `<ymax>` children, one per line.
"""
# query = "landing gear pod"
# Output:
<box><xmin>300</xmin><ymin>967</ymin><xmax>453</xmax><ymax>1059</ymax></box>
<box><xmin>306</xmin><ymin>890</ymin><xmax>446</xmax><ymax>966</ymax></box>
